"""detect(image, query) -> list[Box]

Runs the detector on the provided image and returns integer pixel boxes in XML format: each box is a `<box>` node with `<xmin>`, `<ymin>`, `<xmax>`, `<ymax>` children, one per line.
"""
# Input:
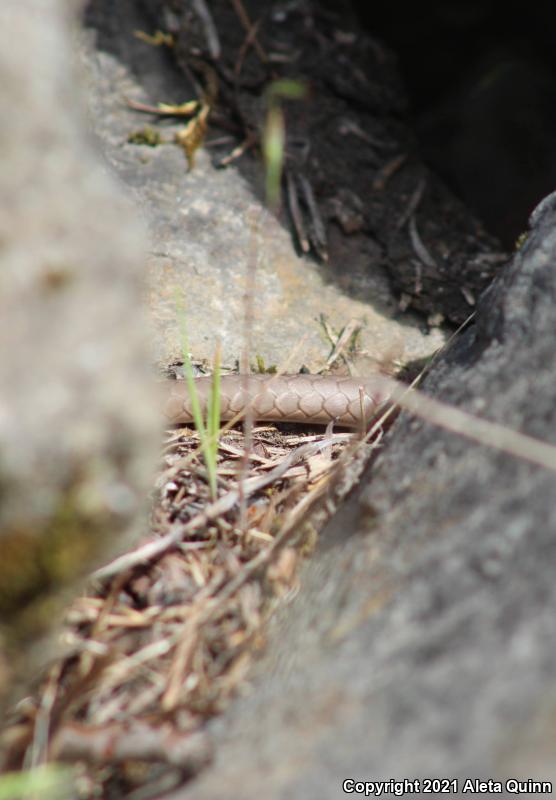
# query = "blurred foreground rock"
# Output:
<box><xmin>0</xmin><ymin>0</ymin><xmax>159</xmax><ymax>713</ymax></box>
<box><xmin>170</xmin><ymin>199</ymin><xmax>556</xmax><ymax>795</ymax></box>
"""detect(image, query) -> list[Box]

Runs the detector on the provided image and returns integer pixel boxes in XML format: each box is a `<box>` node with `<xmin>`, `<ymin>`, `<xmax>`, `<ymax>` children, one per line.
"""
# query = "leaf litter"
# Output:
<box><xmin>3</xmin><ymin>413</ymin><xmax>384</xmax><ymax>797</ymax></box>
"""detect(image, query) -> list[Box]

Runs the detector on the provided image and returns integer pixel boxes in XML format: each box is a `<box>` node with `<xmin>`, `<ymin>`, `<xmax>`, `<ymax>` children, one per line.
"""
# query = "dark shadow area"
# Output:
<box><xmin>82</xmin><ymin>0</ymin><xmax>504</xmax><ymax>325</ymax></box>
<box><xmin>360</xmin><ymin>1</ymin><xmax>556</xmax><ymax>246</ymax></box>
<box><xmin>83</xmin><ymin>1</ymin><xmax>196</xmax><ymax>108</ymax></box>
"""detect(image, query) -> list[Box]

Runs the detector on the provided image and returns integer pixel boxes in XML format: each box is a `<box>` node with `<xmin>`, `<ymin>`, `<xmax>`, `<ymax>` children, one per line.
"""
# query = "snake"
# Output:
<box><xmin>162</xmin><ymin>374</ymin><xmax>389</xmax><ymax>429</ymax></box>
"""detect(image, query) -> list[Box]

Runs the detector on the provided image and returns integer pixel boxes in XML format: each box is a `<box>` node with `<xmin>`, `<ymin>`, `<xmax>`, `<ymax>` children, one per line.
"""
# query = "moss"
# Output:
<box><xmin>0</xmin><ymin>482</ymin><xmax>125</xmax><ymax>650</ymax></box>
<box><xmin>127</xmin><ymin>126</ymin><xmax>162</xmax><ymax>147</ymax></box>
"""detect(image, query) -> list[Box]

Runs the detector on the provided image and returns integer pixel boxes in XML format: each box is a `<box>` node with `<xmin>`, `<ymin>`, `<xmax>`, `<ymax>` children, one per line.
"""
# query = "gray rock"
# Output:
<box><xmin>168</xmin><ymin>200</ymin><xmax>556</xmax><ymax>794</ymax></box>
<box><xmin>0</xmin><ymin>0</ymin><xmax>159</xmax><ymax>711</ymax></box>
<box><xmin>81</xmin><ymin>0</ymin><xmax>447</xmax><ymax>369</ymax></box>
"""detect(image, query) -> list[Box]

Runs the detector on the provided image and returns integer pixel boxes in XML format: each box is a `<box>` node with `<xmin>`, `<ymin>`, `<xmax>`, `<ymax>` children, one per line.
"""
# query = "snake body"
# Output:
<box><xmin>162</xmin><ymin>374</ymin><xmax>388</xmax><ymax>428</ymax></box>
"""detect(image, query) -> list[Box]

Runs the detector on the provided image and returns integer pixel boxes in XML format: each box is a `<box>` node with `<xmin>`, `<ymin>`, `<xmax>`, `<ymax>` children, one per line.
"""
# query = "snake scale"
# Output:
<box><xmin>162</xmin><ymin>374</ymin><xmax>389</xmax><ymax>428</ymax></box>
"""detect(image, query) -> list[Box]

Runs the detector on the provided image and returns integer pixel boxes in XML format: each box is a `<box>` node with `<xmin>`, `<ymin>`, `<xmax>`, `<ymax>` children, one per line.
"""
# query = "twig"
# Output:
<box><xmin>229</xmin><ymin>0</ymin><xmax>268</xmax><ymax>64</ymax></box>
<box><xmin>408</xmin><ymin>214</ymin><xmax>436</xmax><ymax>269</ymax></box>
<box><xmin>191</xmin><ymin>0</ymin><xmax>221</xmax><ymax>60</ymax></box>
<box><xmin>372</xmin><ymin>153</ymin><xmax>407</xmax><ymax>191</ymax></box>
<box><xmin>396</xmin><ymin>177</ymin><xmax>426</xmax><ymax>230</ymax></box>
<box><xmin>286</xmin><ymin>169</ymin><xmax>310</xmax><ymax>252</ymax></box>
<box><xmin>93</xmin><ymin>438</ymin><xmax>343</xmax><ymax>581</ymax></box>
<box><xmin>322</xmin><ymin>318</ymin><xmax>361</xmax><ymax>371</ymax></box>
<box><xmin>298</xmin><ymin>172</ymin><xmax>328</xmax><ymax>261</ymax></box>
<box><xmin>216</xmin><ymin>133</ymin><xmax>257</xmax><ymax>166</ymax></box>
<box><xmin>163</xmin><ymin>614</ymin><xmax>201</xmax><ymax>710</ymax></box>
<box><xmin>50</xmin><ymin>721</ymin><xmax>212</xmax><ymax>770</ymax></box>
<box><xmin>28</xmin><ymin>664</ymin><xmax>61</xmax><ymax>770</ymax></box>
<box><xmin>238</xmin><ymin>210</ymin><xmax>263</xmax><ymax>537</ymax></box>
<box><xmin>460</xmin><ymin>285</ymin><xmax>476</xmax><ymax>307</ymax></box>
<box><xmin>386</xmin><ymin>380</ymin><xmax>556</xmax><ymax>472</ymax></box>
<box><xmin>126</xmin><ymin>97</ymin><xmax>199</xmax><ymax>117</ymax></box>
<box><xmin>234</xmin><ymin>17</ymin><xmax>262</xmax><ymax>78</ymax></box>
<box><xmin>193</xmin><ymin>437</ymin><xmax>376</xmax><ymax>620</ymax></box>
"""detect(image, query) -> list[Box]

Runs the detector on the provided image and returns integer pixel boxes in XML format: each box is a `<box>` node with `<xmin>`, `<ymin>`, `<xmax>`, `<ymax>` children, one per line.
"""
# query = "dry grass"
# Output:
<box><xmin>1</xmin><ymin>406</ymin><xmax>383</xmax><ymax>797</ymax></box>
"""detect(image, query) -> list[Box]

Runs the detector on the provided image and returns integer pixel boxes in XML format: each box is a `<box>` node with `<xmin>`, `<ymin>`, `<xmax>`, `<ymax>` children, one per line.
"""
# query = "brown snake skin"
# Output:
<box><xmin>162</xmin><ymin>374</ymin><xmax>389</xmax><ymax>428</ymax></box>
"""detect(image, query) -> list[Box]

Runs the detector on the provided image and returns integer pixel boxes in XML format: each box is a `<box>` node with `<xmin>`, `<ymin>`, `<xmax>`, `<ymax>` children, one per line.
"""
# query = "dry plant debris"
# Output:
<box><xmin>2</xmin><ymin>416</ymin><xmax>382</xmax><ymax>797</ymax></box>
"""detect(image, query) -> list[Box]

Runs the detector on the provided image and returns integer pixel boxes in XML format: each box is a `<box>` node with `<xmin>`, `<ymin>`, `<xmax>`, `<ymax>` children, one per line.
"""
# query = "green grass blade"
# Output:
<box><xmin>0</xmin><ymin>765</ymin><xmax>72</xmax><ymax>800</ymax></box>
<box><xmin>176</xmin><ymin>300</ymin><xmax>220</xmax><ymax>499</ymax></box>
<box><xmin>207</xmin><ymin>341</ymin><xmax>221</xmax><ymax>457</ymax></box>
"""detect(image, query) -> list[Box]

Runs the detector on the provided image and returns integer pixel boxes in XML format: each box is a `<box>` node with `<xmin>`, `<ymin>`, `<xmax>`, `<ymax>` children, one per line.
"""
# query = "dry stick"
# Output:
<box><xmin>286</xmin><ymin>169</ymin><xmax>310</xmax><ymax>252</ymax></box>
<box><xmin>409</xmin><ymin>214</ymin><xmax>437</xmax><ymax>269</ymax></box>
<box><xmin>358</xmin><ymin>386</ymin><xmax>367</xmax><ymax>440</ymax></box>
<box><xmin>51</xmin><ymin>720</ymin><xmax>211</xmax><ymax>769</ymax></box>
<box><xmin>217</xmin><ymin>135</ymin><xmax>256</xmax><ymax>167</ymax></box>
<box><xmin>396</xmin><ymin>177</ymin><xmax>426</xmax><ymax>231</ymax></box>
<box><xmin>163</xmin><ymin>614</ymin><xmax>201</xmax><ymax>710</ymax></box>
<box><xmin>385</xmin><ymin>379</ymin><xmax>556</xmax><ymax>472</ymax></box>
<box><xmin>191</xmin><ymin>0</ymin><xmax>221</xmax><ymax>60</ymax></box>
<box><xmin>186</xmin><ymin>433</ymin><xmax>379</xmax><ymax>627</ymax></box>
<box><xmin>28</xmin><ymin>663</ymin><xmax>62</xmax><ymax>772</ymax></box>
<box><xmin>238</xmin><ymin>209</ymin><xmax>262</xmax><ymax>537</ymax></box>
<box><xmin>126</xmin><ymin>98</ymin><xmax>199</xmax><ymax>116</ymax></box>
<box><xmin>298</xmin><ymin>172</ymin><xmax>327</xmax><ymax>260</ymax></box>
<box><xmin>229</xmin><ymin>0</ymin><xmax>268</xmax><ymax>64</ymax></box>
<box><xmin>234</xmin><ymin>17</ymin><xmax>262</xmax><ymax>79</ymax></box>
<box><xmin>333</xmin><ymin>365</ymin><xmax>556</xmax><ymax>482</ymax></box>
<box><xmin>93</xmin><ymin>437</ymin><xmax>339</xmax><ymax>581</ymax></box>
<box><xmin>321</xmin><ymin>317</ymin><xmax>361</xmax><ymax>372</ymax></box>
<box><xmin>372</xmin><ymin>153</ymin><xmax>407</xmax><ymax>191</ymax></box>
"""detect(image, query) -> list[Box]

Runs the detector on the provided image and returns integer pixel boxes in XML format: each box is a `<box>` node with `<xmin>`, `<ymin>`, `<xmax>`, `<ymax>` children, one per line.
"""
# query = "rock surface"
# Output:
<box><xmin>169</xmin><ymin>197</ymin><xmax>556</xmax><ymax>796</ymax></box>
<box><xmin>81</xmin><ymin>0</ymin><xmax>471</xmax><ymax>371</ymax></box>
<box><xmin>0</xmin><ymin>0</ymin><xmax>159</xmax><ymax>710</ymax></box>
